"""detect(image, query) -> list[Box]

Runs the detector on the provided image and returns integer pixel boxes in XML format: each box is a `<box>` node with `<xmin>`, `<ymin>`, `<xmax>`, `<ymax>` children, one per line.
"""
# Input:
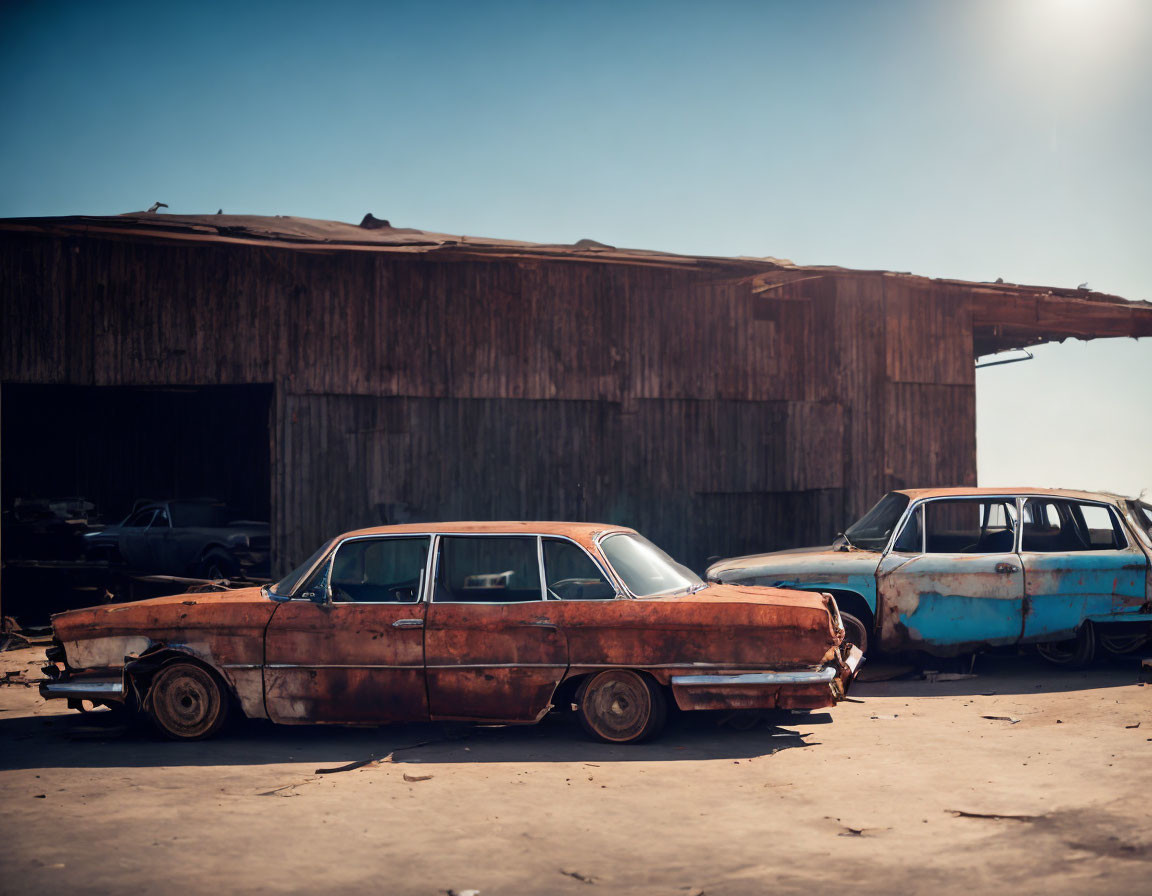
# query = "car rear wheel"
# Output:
<box><xmin>1098</xmin><ymin>631</ymin><xmax>1151</xmax><ymax>656</ymax></box>
<box><xmin>147</xmin><ymin>662</ymin><xmax>230</xmax><ymax>740</ymax></box>
<box><xmin>576</xmin><ymin>670</ymin><xmax>666</xmax><ymax>744</ymax></box>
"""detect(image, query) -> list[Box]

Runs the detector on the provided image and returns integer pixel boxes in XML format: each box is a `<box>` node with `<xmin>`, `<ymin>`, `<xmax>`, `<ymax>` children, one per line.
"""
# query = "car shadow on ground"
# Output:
<box><xmin>0</xmin><ymin>708</ymin><xmax>825</xmax><ymax>772</ymax></box>
<box><xmin>852</xmin><ymin>652</ymin><xmax>1147</xmax><ymax>698</ymax></box>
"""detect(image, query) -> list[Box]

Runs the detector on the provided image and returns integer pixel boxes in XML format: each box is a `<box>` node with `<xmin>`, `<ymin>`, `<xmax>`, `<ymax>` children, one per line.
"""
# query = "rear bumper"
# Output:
<box><xmin>39</xmin><ymin>679</ymin><xmax>125</xmax><ymax>702</ymax></box>
<box><xmin>669</xmin><ymin>644</ymin><xmax>864</xmax><ymax>712</ymax></box>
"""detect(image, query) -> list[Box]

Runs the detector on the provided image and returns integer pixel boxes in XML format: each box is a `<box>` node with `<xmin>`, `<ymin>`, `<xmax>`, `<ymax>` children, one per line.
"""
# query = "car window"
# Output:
<box><xmin>124</xmin><ymin>508</ymin><xmax>157</xmax><ymax>527</ymax></box>
<box><xmin>599</xmin><ymin>533</ymin><xmax>701</xmax><ymax>597</ymax></box>
<box><xmin>542</xmin><ymin>538</ymin><xmax>616</xmax><ymax>600</ymax></box>
<box><xmin>170</xmin><ymin>503</ymin><xmax>229</xmax><ymax>527</ymax></box>
<box><xmin>1021</xmin><ymin>499</ymin><xmax>1127</xmax><ymax>552</ymax></box>
<box><xmin>329</xmin><ymin>537</ymin><xmax>429</xmax><ymax>603</ymax></box>
<box><xmin>1074</xmin><ymin>503</ymin><xmax>1127</xmax><ymax>550</ymax></box>
<box><xmin>924</xmin><ymin>499</ymin><xmax>1016</xmax><ymax>554</ymax></box>
<box><xmin>892</xmin><ymin>506</ymin><xmax>922</xmax><ymax>552</ymax></box>
<box><xmin>434</xmin><ymin>536</ymin><xmax>543</xmax><ymax>603</ymax></box>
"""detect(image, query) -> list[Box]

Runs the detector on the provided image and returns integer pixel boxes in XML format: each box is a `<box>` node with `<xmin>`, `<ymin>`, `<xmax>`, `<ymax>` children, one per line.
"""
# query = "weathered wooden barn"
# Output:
<box><xmin>3</xmin><ymin>212</ymin><xmax>1150</xmax><ymax>579</ymax></box>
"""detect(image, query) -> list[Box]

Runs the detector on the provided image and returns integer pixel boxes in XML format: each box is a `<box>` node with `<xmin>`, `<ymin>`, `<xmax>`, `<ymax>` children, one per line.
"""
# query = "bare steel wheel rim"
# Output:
<box><xmin>151</xmin><ymin>664</ymin><xmax>224</xmax><ymax>739</ymax></box>
<box><xmin>583</xmin><ymin>671</ymin><xmax>652</xmax><ymax>742</ymax></box>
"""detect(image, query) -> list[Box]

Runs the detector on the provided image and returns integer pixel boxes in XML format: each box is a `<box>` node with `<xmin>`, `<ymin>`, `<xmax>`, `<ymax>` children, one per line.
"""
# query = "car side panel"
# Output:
<box><xmin>424</xmin><ymin>601</ymin><xmax>569</xmax><ymax>722</ymax></box>
<box><xmin>1021</xmin><ymin>550</ymin><xmax>1147</xmax><ymax>641</ymax></box>
<box><xmin>557</xmin><ymin>594</ymin><xmax>841</xmax><ymax>682</ymax></box>
<box><xmin>876</xmin><ymin>552</ymin><xmax>1024</xmax><ymax>654</ymax></box>
<box><xmin>263</xmin><ymin>601</ymin><xmax>429</xmax><ymax>724</ymax></box>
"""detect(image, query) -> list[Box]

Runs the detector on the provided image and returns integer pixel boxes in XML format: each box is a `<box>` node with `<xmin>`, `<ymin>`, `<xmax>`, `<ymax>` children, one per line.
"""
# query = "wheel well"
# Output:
<box><xmin>126</xmin><ymin>649</ymin><xmax>235</xmax><ymax>707</ymax></box>
<box><xmin>823</xmin><ymin>591</ymin><xmax>875</xmax><ymax>632</ymax></box>
<box><xmin>553</xmin><ymin>669</ymin><xmax>669</xmax><ymax>711</ymax></box>
<box><xmin>552</xmin><ymin>673</ymin><xmax>588</xmax><ymax>710</ymax></box>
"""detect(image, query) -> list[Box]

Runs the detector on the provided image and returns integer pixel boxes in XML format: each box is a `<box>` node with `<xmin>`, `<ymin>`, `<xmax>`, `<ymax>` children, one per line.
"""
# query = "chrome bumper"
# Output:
<box><xmin>39</xmin><ymin>680</ymin><xmax>124</xmax><ymax>701</ymax></box>
<box><xmin>670</xmin><ymin>645</ymin><xmax>865</xmax><ymax>687</ymax></box>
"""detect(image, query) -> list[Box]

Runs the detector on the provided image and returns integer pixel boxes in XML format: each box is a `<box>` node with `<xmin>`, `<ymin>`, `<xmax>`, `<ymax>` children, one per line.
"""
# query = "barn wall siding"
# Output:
<box><xmin>2</xmin><ymin>230</ymin><xmax>979</xmax><ymax>574</ymax></box>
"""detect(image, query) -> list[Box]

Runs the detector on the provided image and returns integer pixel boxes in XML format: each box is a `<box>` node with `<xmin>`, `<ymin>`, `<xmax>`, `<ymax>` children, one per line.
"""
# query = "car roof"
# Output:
<box><xmin>894</xmin><ymin>487</ymin><xmax>1131</xmax><ymax>504</ymax></box>
<box><xmin>337</xmin><ymin>521</ymin><xmax>638</xmax><ymax>542</ymax></box>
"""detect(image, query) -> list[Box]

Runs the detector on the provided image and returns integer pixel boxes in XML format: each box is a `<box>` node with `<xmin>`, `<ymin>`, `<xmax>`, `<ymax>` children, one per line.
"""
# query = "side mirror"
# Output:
<box><xmin>301</xmin><ymin>589</ymin><xmax>328</xmax><ymax>605</ymax></box>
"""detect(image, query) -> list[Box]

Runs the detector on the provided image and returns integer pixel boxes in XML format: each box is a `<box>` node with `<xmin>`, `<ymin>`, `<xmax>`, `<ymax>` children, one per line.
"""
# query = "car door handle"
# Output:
<box><xmin>392</xmin><ymin>618</ymin><xmax>424</xmax><ymax>629</ymax></box>
<box><xmin>995</xmin><ymin>563</ymin><xmax>1019</xmax><ymax>575</ymax></box>
<box><xmin>520</xmin><ymin>620</ymin><xmax>558</xmax><ymax>629</ymax></box>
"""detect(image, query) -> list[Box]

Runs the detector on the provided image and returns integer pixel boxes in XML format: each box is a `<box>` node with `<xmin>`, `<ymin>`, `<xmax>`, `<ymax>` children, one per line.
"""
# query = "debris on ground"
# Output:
<box><xmin>948</xmin><ymin>809</ymin><xmax>1038</xmax><ymax>822</ymax></box>
<box><xmin>560</xmin><ymin>869</ymin><xmax>597</xmax><ymax>885</ymax></box>
<box><xmin>982</xmin><ymin>715</ymin><xmax>1020</xmax><ymax>723</ymax></box>
<box><xmin>870</xmin><ymin>714</ymin><xmax>898</xmax><ymax>720</ymax></box>
<box><xmin>1125</xmin><ymin>722</ymin><xmax>1141</xmax><ymax>729</ymax></box>
<box><xmin>402</xmin><ymin>773</ymin><xmax>433</xmax><ymax>783</ymax></box>
<box><xmin>446</xmin><ymin>889</ymin><xmax>480</xmax><ymax>896</ymax></box>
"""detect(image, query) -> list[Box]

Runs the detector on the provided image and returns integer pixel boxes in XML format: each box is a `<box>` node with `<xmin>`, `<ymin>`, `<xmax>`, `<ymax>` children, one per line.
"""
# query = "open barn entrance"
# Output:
<box><xmin>1</xmin><ymin>384</ymin><xmax>272</xmax><ymax>623</ymax></box>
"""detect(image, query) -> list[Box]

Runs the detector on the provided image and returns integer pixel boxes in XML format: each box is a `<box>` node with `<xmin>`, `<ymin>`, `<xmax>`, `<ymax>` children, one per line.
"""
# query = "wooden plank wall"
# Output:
<box><xmin>2</xmin><ymin>230</ymin><xmax>979</xmax><ymax>574</ymax></box>
<box><xmin>273</xmin><ymin>393</ymin><xmax>846</xmax><ymax>574</ymax></box>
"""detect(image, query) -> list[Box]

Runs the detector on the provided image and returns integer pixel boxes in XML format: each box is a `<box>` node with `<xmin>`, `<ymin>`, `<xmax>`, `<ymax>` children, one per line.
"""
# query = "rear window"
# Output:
<box><xmin>1021</xmin><ymin>499</ymin><xmax>1127</xmax><ymax>552</ymax></box>
<box><xmin>170</xmin><ymin>502</ymin><xmax>229</xmax><ymax>527</ymax></box>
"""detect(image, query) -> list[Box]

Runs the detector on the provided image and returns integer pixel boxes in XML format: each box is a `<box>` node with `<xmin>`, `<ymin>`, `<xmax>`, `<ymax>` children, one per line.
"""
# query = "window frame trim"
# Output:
<box><xmin>888</xmin><ymin>495</ymin><xmax>1022</xmax><ymax>556</ymax></box>
<box><xmin>429</xmin><ymin>532</ymin><xmax>549</xmax><ymax>605</ymax></box>
<box><xmin>540</xmin><ymin>534</ymin><xmax>620</xmax><ymax>601</ymax></box>
<box><xmin>304</xmin><ymin>533</ymin><xmax>434</xmax><ymax>605</ymax></box>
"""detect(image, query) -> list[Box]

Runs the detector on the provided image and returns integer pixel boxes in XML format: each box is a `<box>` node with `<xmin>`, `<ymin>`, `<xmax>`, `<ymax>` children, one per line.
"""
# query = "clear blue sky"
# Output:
<box><xmin>2</xmin><ymin>0</ymin><xmax>1149</xmax><ymax>495</ymax></box>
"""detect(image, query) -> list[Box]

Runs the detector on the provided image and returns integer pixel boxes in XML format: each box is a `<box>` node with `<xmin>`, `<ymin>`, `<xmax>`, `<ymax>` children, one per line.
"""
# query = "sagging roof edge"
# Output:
<box><xmin>2</xmin><ymin>213</ymin><xmax>1150</xmax><ymax>353</ymax></box>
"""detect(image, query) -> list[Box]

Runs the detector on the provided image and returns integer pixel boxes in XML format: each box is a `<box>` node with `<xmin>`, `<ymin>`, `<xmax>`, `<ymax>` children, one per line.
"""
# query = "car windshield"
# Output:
<box><xmin>170</xmin><ymin>502</ymin><xmax>229</xmax><ymax>527</ymax></box>
<box><xmin>270</xmin><ymin>539</ymin><xmax>335</xmax><ymax>596</ymax></box>
<box><xmin>1130</xmin><ymin>501</ymin><xmax>1152</xmax><ymax>547</ymax></box>
<box><xmin>844</xmin><ymin>492</ymin><xmax>911</xmax><ymax>551</ymax></box>
<box><xmin>600</xmin><ymin>533</ymin><xmax>702</xmax><ymax>597</ymax></box>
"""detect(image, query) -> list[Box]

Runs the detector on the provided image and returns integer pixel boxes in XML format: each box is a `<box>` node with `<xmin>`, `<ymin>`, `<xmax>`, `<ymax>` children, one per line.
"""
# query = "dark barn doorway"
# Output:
<box><xmin>1</xmin><ymin>384</ymin><xmax>272</xmax><ymax>623</ymax></box>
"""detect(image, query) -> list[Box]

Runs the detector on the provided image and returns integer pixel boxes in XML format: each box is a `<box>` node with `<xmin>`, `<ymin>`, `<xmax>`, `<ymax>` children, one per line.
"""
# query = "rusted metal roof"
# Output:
<box><xmin>895</xmin><ymin>486</ymin><xmax>1133</xmax><ymax>503</ymax></box>
<box><xmin>2</xmin><ymin>211</ymin><xmax>1149</xmax><ymax>352</ymax></box>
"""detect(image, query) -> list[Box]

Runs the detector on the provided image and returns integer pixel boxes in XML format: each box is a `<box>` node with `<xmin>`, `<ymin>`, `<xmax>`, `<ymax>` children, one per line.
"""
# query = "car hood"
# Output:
<box><xmin>706</xmin><ymin>547</ymin><xmax>880</xmax><ymax>585</ymax></box>
<box><xmin>50</xmin><ymin>586</ymin><xmax>273</xmax><ymax>640</ymax></box>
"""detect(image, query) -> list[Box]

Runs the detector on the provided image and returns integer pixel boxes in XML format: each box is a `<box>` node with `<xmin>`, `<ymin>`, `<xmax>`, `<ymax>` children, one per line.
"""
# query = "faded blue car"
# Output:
<box><xmin>707</xmin><ymin>488</ymin><xmax>1152</xmax><ymax>664</ymax></box>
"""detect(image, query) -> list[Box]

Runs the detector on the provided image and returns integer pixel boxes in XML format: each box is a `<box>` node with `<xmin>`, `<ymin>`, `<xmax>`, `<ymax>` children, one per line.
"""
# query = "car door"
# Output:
<box><xmin>876</xmin><ymin>497</ymin><xmax>1024</xmax><ymax>654</ymax></box>
<box><xmin>118</xmin><ymin>506</ymin><xmax>159</xmax><ymax>570</ymax></box>
<box><xmin>263</xmin><ymin>534</ymin><xmax>432</xmax><ymax>724</ymax></box>
<box><xmin>1019</xmin><ymin>498</ymin><xmax>1147</xmax><ymax>642</ymax></box>
<box><xmin>424</xmin><ymin>534</ymin><xmax>568</xmax><ymax>722</ymax></box>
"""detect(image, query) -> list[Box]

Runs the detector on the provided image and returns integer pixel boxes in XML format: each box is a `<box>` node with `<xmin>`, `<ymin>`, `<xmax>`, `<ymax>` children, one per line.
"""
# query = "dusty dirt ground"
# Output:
<box><xmin>0</xmin><ymin>646</ymin><xmax>1149</xmax><ymax>896</ymax></box>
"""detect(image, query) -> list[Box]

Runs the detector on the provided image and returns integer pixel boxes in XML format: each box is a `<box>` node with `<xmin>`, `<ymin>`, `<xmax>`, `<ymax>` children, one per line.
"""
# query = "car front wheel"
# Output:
<box><xmin>146</xmin><ymin>662</ymin><xmax>230</xmax><ymax>740</ymax></box>
<box><xmin>576</xmin><ymin>670</ymin><xmax>666</xmax><ymax>744</ymax></box>
<box><xmin>839</xmin><ymin>611</ymin><xmax>869</xmax><ymax>655</ymax></box>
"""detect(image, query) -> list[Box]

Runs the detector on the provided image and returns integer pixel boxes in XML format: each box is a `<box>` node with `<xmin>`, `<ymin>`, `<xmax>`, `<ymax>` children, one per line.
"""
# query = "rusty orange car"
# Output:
<box><xmin>41</xmin><ymin>522</ymin><xmax>862</xmax><ymax>743</ymax></box>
